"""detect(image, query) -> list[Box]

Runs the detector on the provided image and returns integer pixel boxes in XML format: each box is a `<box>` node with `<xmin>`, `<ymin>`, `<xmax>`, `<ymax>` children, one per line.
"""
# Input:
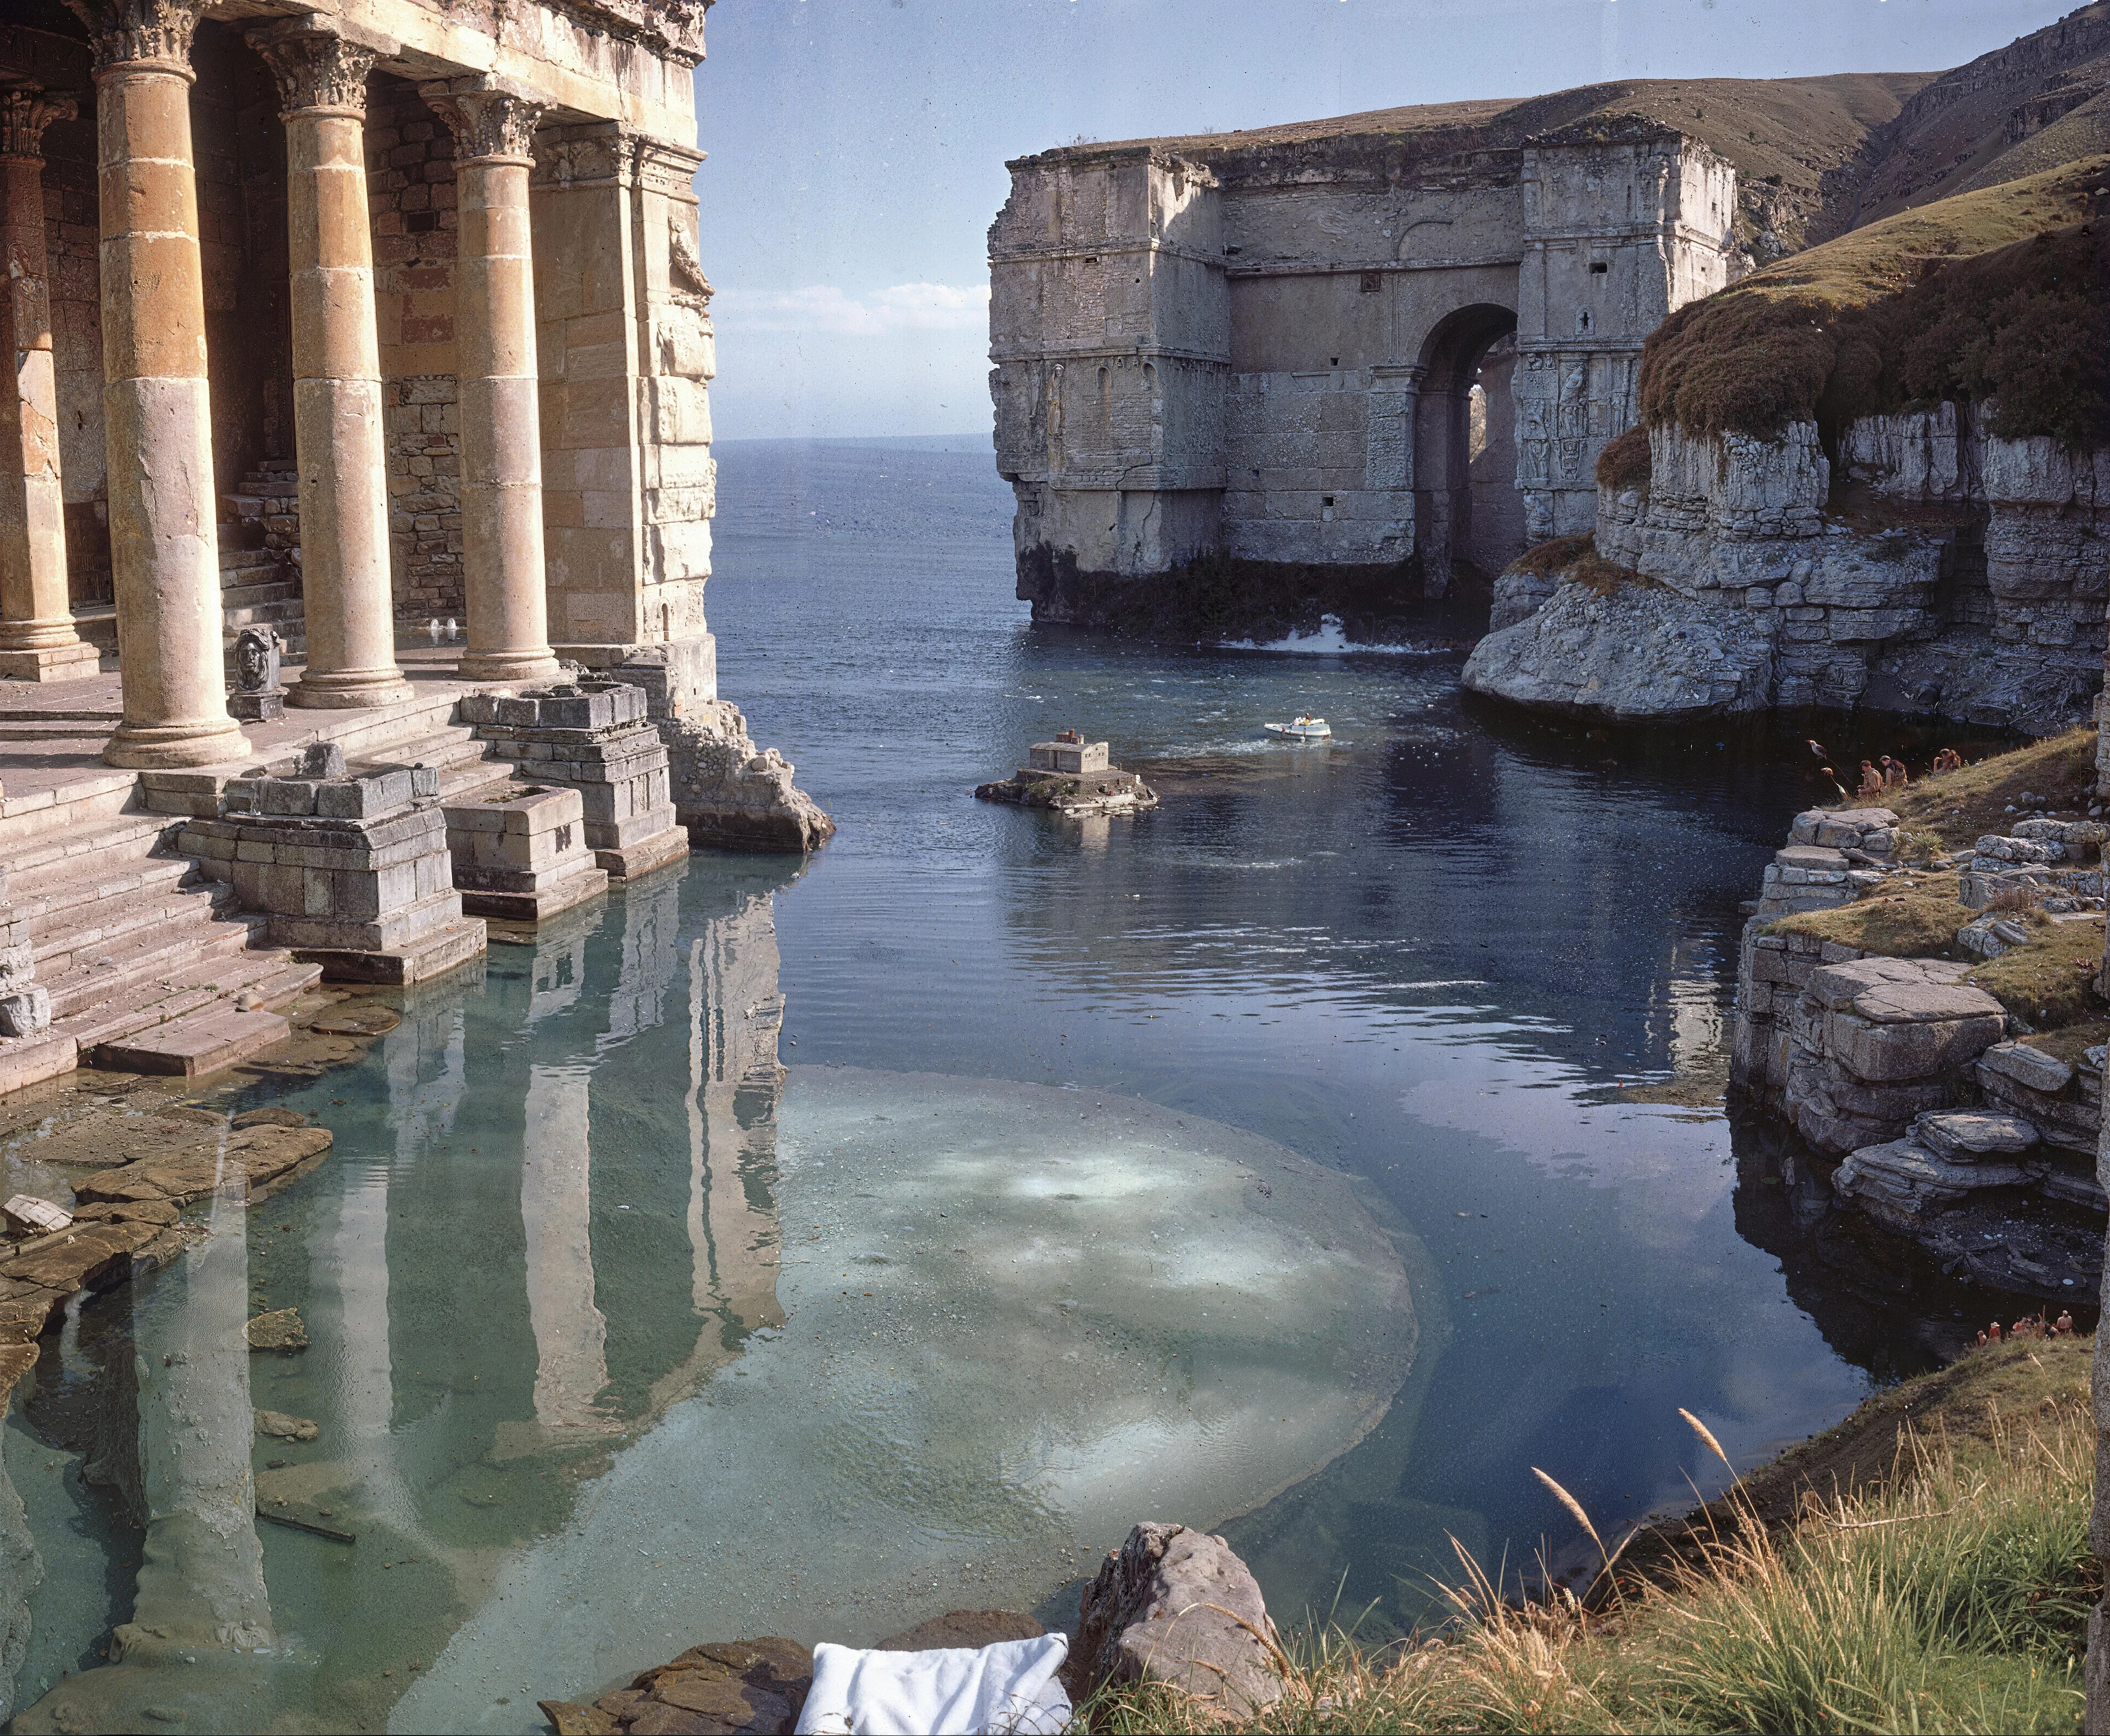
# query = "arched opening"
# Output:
<box><xmin>1413</xmin><ymin>302</ymin><xmax>1519</xmax><ymax>599</ymax></box>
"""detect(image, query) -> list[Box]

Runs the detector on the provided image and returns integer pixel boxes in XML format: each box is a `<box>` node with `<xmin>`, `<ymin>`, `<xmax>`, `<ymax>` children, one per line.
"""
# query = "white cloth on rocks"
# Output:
<box><xmin>793</xmin><ymin>1633</ymin><xmax>1071</xmax><ymax>1735</ymax></box>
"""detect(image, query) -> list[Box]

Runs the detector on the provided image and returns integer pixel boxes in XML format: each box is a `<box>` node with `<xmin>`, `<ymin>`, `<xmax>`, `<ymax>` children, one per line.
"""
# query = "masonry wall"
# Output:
<box><xmin>993</xmin><ymin>123</ymin><xmax>1740</xmax><ymax>619</ymax></box>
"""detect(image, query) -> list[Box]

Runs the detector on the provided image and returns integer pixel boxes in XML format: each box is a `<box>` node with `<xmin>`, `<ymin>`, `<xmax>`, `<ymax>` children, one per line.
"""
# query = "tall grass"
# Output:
<box><xmin>1076</xmin><ymin>1386</ymin><xmax>2095</xmax><ymax>1734</ymax></box>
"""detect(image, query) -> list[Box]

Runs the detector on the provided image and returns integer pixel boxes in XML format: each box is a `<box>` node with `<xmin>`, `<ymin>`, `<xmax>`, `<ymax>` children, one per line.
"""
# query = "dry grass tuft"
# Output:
<box><xmin>1076</xmin><ymin>1340</ymin><xmax>2095</xmax><ymax>1734</ymax></box>
<box><xmin>1503</xmin><ymin>535</ymin><xmax>1594</xmax><ymax>580</ymax></box>
<box><xmin>1768</xmin><ymin>872</ymin><xmax>1972</xmax><ymax>958</ymax></box>
<box><xmin>1592</xmin><ymin>426</ymin><xmax>1652</xmax><ymax>492</ymax></box>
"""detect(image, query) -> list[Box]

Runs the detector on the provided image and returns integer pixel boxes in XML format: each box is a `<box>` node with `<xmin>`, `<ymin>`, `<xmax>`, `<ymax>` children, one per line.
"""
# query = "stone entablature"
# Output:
<box><xmin>990</xmin><ymin>115</ymin><xmax>1737</xmax><ymax>619</ymax></box>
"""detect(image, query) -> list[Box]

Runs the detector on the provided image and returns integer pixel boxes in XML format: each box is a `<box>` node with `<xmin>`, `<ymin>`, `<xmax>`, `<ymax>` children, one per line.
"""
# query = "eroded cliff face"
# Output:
<box><xmin>1462</xmin><ymin>410</ymin><xmax>2109</xmax><ymax>733</ymax></box>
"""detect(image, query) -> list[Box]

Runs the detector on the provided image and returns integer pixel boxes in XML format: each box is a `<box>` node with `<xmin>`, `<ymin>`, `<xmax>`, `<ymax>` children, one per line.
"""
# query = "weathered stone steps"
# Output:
<box><xmin>62</xmin><ymin>952</ymin><xmax>319</xmax><ymax>1054</ymax></box>
<box><xmin>5</xmin><ymin>812</ymin><xmax>175</xmax><ymax>899</ymax></box>
<box><xmin>29</xmin><ymin>871</ymin><xmax>237</xmax><ymax>981</ymax></box>
<box><xmin>38</xmin><ymin>912</ymin><xmax>262</xmax><ymax>1024</ymax></box>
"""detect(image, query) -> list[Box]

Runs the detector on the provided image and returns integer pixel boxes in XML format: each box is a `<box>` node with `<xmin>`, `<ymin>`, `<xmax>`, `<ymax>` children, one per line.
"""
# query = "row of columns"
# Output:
<box><xmin>1</xmin><ymin>0</ymin><xmax>564</xmax><ymax>769</ymax></box>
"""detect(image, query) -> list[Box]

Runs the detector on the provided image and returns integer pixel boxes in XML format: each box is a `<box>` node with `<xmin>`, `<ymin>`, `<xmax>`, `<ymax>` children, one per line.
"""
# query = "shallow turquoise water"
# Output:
<box><xmin>0</xmin><ymin>437</ymin><xmax>2028</xmax><ymax>1731</ymax></box>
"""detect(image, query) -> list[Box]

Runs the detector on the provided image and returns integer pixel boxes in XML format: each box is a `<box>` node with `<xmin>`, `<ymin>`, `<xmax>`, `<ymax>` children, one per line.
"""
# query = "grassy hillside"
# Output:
<box><xmin>1637</xmin><ymin>157</ymin><xmax>2109</xmax><ymax>445</ymax></box>
<box><xmin>1840</xmin><ymin>3</ymin><xmax>2110</xmax><ymax>232</ymax></box>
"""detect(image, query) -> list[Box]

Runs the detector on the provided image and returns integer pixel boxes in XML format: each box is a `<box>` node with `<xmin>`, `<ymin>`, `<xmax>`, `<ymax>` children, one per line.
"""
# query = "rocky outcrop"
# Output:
<box><xmin>1070</xmin><ymin>1522</ymin><xmax>1281</xmax><ymax>1716</ymax></box>
<box><xmin>660</xmin><ymin>701</ymin><xmax>835</xmax><ymax>854</ymax></box>
<box><xmin>1467</xmin><ymin>411</ymin><xmax>2109</xmax><ymax>733</ymax></box>
<box><xmin>1460</xmin><ymin>579</ymin><xmax>1775</xmax><ymax>720</ymax></box>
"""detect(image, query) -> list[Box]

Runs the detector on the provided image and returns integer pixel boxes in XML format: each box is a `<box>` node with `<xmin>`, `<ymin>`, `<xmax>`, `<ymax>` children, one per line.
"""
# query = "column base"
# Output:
<box><xmin>103</xmin><ymin>716</ymin><xmax>252</xmax><ymax>771</ymax></box>
<box><xmin>458</xmin><ymin>650</ymin><xmax>563</xmax><ymax>684</ymax></box>
<box><xmin>0</xmin><ymin>640</ymin><xmax>101</xmax><ymax>683</ymax></box>
<box><xmin>286</xmin><ymin>667</ymin><xmax>415</xmax><ymax>709</ymax></box>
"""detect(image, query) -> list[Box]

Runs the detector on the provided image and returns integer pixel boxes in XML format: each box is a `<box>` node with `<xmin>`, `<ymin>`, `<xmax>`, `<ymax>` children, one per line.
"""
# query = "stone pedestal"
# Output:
<box><xmin>175</xmin><ymin>764</ymin><xmax>484</xmax><ymax>985</ymax></box>
<box><xmin>423</xmin><ymin>80</ymin><xmax>560</xmax><ymax>686</ymax></box>
<box><xmin>253</xmin><ymin>23</ymin><xmax>411</xmax><ymax>711</ymax></box>
<box><xmin>84</xmin><ymin>1</ymin><xmax>248</xmax><ymax>769</ymax></box>
<box><xmin>459</xmin><ymin>681</ymin><xmax>688</xmax><ymax>877</ymax></box>
<box><xmin>227</xmin><ymin>625</ymin><xmax>285</xmax><ymax>721</ymax></box>
<box><xmin>443</xmin><ymin>782</ymin><xmax>609</xmax><ymax>921</ymax></box>
<box><xmin>0</xmin><ymin>90</ymin><xmax>97</xmax><ymax>685</ymax></box>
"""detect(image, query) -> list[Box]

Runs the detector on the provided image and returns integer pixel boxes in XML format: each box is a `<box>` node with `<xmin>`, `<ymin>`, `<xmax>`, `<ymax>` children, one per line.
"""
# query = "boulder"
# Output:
<box><xmin>553</xmin><ymin>1637</ymin><xmax>813</xmax><ymax>1736</ymax></box>
<box><xmin>246</xmin><ymin>1309</ymin><xmax>308</xmax><ymax>1352</ymax></box>
<box><xmin>253</xmin><ymin>1410</ymin><xmax>319</xmax><ymax>1443</ymax></box>
<box><xmin>1070</xmin><ymin>1522</ymin><xmax>1280</xmax><ymax>1715</ymax></box>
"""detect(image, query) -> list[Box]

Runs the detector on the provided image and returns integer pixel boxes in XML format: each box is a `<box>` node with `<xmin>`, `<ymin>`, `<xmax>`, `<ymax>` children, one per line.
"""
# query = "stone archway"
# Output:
<box><xmin>1413</xmin><ymin>302</ymin><xmax>1519</xmax><ymax>596</ymax></box>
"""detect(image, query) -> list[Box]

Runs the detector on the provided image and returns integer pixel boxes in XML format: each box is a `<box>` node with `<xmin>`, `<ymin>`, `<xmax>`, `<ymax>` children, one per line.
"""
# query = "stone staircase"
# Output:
<box><xmin>219</xmin><ymin>459</ymin><xmax>306</xmax><ymax>655</ymax></box>
<box><xmin>7</xmin><ymin>812</ymin><xmax>321</xmax><ymax>1078</ymax></box>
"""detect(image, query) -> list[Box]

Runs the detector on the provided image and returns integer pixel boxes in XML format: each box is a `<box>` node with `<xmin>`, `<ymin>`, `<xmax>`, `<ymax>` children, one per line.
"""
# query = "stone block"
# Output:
<box><xmin>1915</xmin><ymin>1108</ymin><xmax>2039</xmax><ymax>1160</ymax></box>
<box><xmin>1804</xmin><ymin>956</ymin><xmax>1950</xmax><ymax>1011</ymax></box>
<box><xmin>1979</xmin><ymin>1040</ymin><xmax>2074</xmax><ymax>1094</ymax></box>
<box><xmin>260</xmin><ymin>779</ymin><xmax>320</xmax><ymax>817</ymax></box>
<box><xmin>0</xmin><ymin>986</ymin><xmax>52</xmax><ymax>1038</ymax></box>
<box><xmin>1828</xmin><ymin>1006</ymin><xmax>2006</xmax><ymax>1083</ymax></box>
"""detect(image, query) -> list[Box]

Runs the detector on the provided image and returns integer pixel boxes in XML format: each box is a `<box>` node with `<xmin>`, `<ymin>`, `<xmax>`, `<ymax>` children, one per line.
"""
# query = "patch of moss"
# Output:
<box><xmin>1639</xmin><ymin>157</ymin><xmax>2110</xmax><ymax>447</ymax></box>
<box><xmin>1768</xmin><ymin>872</ymin><xmax>1970</xmax><ymax>959</ymax></box>
<box><xmin>1593</xmin><ymin>424</ymin><xmax>1652</xmax><ymax>491</ymax></box>
<box><xmin>1887</xmin><ymin>725</ymin><xmax>2098</xmax><ymax>849</ymax></box>
<box><xmin>1966</xmin><ymin>915</ymin><xmax>2107</xmax><ymax>1028</ymax></box>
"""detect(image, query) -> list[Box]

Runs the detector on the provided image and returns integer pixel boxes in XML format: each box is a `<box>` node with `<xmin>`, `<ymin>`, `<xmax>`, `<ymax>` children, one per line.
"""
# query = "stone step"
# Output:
<box><xmin>5</xmin><ymin>813</ymin><xmax>176</xmax><ymax>901</ymax></box>
<box><xmin>220</xmin><ymin>581</ymin><xmax>299</xmax><ymax>611</ymax></box>
<box><xmin>39</xmin><ymin>911</ymin><xmax>261</xmax><ymax>1022</ymax></box>
<box><xmin>29</xmin><ymin>875</ymin><xmax>237</xmax><ymax>982</ymax></box>
<box><xmin>90</xmin><ymin>1005</ymin><xmax>292</xmax><ymax>1077</ymax></box>
<box><xmin>221</xmin><ymin>598</ymin><xmax>306</xmax><ymax>628</ymax></box>
<box><xmin>68</xmin><ymin>954</ymin><xmax>320</xmax><ymax>1058</ymax></box>
<box><xmin>219</xmin><ymin>550</ymin><xmax>281</xmax><ymax>580</ymax></box>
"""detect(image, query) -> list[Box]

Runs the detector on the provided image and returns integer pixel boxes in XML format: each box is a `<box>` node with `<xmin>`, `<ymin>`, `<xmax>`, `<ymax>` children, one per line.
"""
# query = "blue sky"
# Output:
<box><xmin>690</xmin><ymin>0</ymin><xmax>2080</xmax><ymax>441</ymax></box>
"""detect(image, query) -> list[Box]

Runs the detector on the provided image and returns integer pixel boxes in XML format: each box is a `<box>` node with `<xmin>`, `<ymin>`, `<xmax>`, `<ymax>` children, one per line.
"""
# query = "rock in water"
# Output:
<box><xmin>1459</xmin><ymin>580</ymin><xmax>1775</xmax><ymax>720</ymax></box>
<box><xmin>1071</xmin><ymin>1522</ymin><xmax>1281</xmax><ymax>1715</ymax></box>
<box><xmin>253</xmin><ymin>1410</ymin><xmax>319</xmax><ymax>1443</ymax></box>
<box><xmin>246</xmin><ymin>1309</ymin><xmax>308</xmax><ymax>1352</ymax></box>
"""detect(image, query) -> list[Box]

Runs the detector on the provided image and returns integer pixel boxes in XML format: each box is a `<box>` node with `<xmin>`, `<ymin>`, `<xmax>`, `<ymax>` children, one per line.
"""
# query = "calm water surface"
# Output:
<box><xmin>0</xmin><ymin>436</ymin><xmax>2023</xmax><ymax>1732</ymax></box>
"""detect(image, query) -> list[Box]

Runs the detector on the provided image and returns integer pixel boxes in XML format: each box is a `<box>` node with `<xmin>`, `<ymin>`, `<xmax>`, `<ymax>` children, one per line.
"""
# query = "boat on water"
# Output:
<box><xmin>1264</xmin><ymin>715</ymin><xmax>1332</xmax><ymax>740</ymax></box>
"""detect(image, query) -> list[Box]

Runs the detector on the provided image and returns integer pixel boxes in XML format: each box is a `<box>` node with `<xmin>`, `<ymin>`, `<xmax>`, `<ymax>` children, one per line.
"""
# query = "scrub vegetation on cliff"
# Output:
<box><xmin>1637</xmin><ymin>157</ymin><xmax>2110</xmax><ymax>449</ymax></box>
<box><xmin>1082</xmin><ymin>1338</ymin><xmax>2095</xmax><ymax>1734</ymax></box>
<box><xmin>1887</xmin><ymin>725</ymin><xmax>2101</xmax><ymax>848</ymax></box>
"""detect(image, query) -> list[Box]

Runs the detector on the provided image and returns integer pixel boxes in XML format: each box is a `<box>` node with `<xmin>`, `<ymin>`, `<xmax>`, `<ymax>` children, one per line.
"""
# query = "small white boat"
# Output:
<box><xmin>1264</xmin><ymin>715</ymin><xmax>1332</xmax><ymax>740</ymax></box>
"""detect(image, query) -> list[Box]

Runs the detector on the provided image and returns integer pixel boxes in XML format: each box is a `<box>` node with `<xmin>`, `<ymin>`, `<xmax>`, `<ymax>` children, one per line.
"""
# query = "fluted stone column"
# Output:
<box><xmin>74</xmin><ymin>0</ymin><xmax>246</xmax><ymax>769</ymax></box>
<box><xmin>423</xmin><ymin>79</ymin><xmax>559</xmax><ymax>685</ymax></box>
<box><xmin>253</xmin><ymin>25</ymin><xmax>410</xmax><ymax>710</ymax></box>
<box><xmin>0</xmin><ymin>87</ymin><xmax>97</xmax><ymax>683</ymax></box>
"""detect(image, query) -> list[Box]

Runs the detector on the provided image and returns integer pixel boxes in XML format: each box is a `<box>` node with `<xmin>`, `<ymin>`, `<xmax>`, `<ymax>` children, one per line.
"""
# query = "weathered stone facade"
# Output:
<box><xmin>0</xmin><ymin>0</ymin><xmax>794</xmax><ymax>826</ymax></box>
<box><xmin>990</xmin><ymin>115</ymin><xmax>1739</xmax><ymax>622</ymax></box>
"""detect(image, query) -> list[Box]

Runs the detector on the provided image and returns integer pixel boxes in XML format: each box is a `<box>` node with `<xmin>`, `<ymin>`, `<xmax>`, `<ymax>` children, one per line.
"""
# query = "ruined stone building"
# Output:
<box><xmin>989</xmin><ymin>112</ymin><xmax>1740</xmax><ymax>624</ymax></box>
<box><xmin>0</xmin><ymin>0</ymin><xmax>828</xmax><ymax>1099</ymax></box>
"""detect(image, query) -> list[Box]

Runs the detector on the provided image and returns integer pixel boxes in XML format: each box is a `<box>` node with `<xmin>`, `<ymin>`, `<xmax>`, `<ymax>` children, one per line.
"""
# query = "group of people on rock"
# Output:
<box><xmin>1804</xmin><ymin>740</ymin><xmax>1969</xmax><ymax>804</ymax></box>
<box><xmin>1975</xmin><ymin>1312</ymin><xmax>2076</xmax><ymax>1346</ymax></box>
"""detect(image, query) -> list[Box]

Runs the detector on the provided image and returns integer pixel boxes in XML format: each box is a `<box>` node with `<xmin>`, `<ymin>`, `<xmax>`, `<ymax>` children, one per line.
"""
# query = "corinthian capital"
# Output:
<box><xmin>0</xmin><ymin>87</ymin><xmax>79</xmax><ymax>162</ymax></box>
<box><xmin>421</xmin><ymin>81</ymin><xmax>544</xmax><ymax>165</ymax></box>
<box><xmin>249</xmin><ymin>26</ymin><xmax>375</xmax><ymax>118</ymax></box>
<box><xmin>64</xmin><ymin>0</ymin><xmax>206</xmax><ymax>77</ymax></box>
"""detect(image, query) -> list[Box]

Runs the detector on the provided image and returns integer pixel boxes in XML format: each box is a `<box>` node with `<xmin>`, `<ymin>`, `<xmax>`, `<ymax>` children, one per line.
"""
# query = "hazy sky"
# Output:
<box><xmin>690</xmin><ymin>0</ymin><xmax>2079</xmax><ymax>442</ymax></box>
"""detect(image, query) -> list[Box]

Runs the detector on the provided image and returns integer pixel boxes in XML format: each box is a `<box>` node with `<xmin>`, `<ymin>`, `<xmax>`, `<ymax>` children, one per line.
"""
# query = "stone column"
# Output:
<box><xmin>0</xmin><ymin>87</ymin><xmax>97</xmax><ymax>682</ymax></box>
<box><xmin>252</xmin><ymin>24</ymin><xmax>410</xmax><ymax>710</ymax></box>
<box><xmin>422</xmin><ymin>79</ymin><xmax>559</xmax><ymax>685</ymax></box>
<box><xmin>76</xmin><ymin>0</ymin><xmax>247</xmax><ymax>769</ymax></box>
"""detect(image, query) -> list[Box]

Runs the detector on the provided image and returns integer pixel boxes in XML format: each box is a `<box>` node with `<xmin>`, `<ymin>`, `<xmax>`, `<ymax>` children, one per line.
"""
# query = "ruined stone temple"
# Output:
<box><xmin>0</xmin><ymin>0</ymin><xmax>828</xmax><ymax>1097</ymax></box>
<box><xmin>989</xmin><ymin>112</ymin><xmax>1740</xmax><ymax>623</ymax></box>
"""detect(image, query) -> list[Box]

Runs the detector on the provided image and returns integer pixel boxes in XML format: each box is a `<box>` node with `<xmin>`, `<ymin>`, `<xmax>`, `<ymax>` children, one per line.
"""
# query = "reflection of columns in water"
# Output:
<box><xmin>684</xmin><ymin>892</ymin><xmax>787</xmax><ymax>1335</ymax></box>
<box><xmin>521</xmin><ymin>1064</ymin><xmax>610</xmax><ymax>1432</ymax></box>
<box><xmin>123</xmin><ymin>1199</ymin><xmax>274</xmax><ymax>1654</ymax></box>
